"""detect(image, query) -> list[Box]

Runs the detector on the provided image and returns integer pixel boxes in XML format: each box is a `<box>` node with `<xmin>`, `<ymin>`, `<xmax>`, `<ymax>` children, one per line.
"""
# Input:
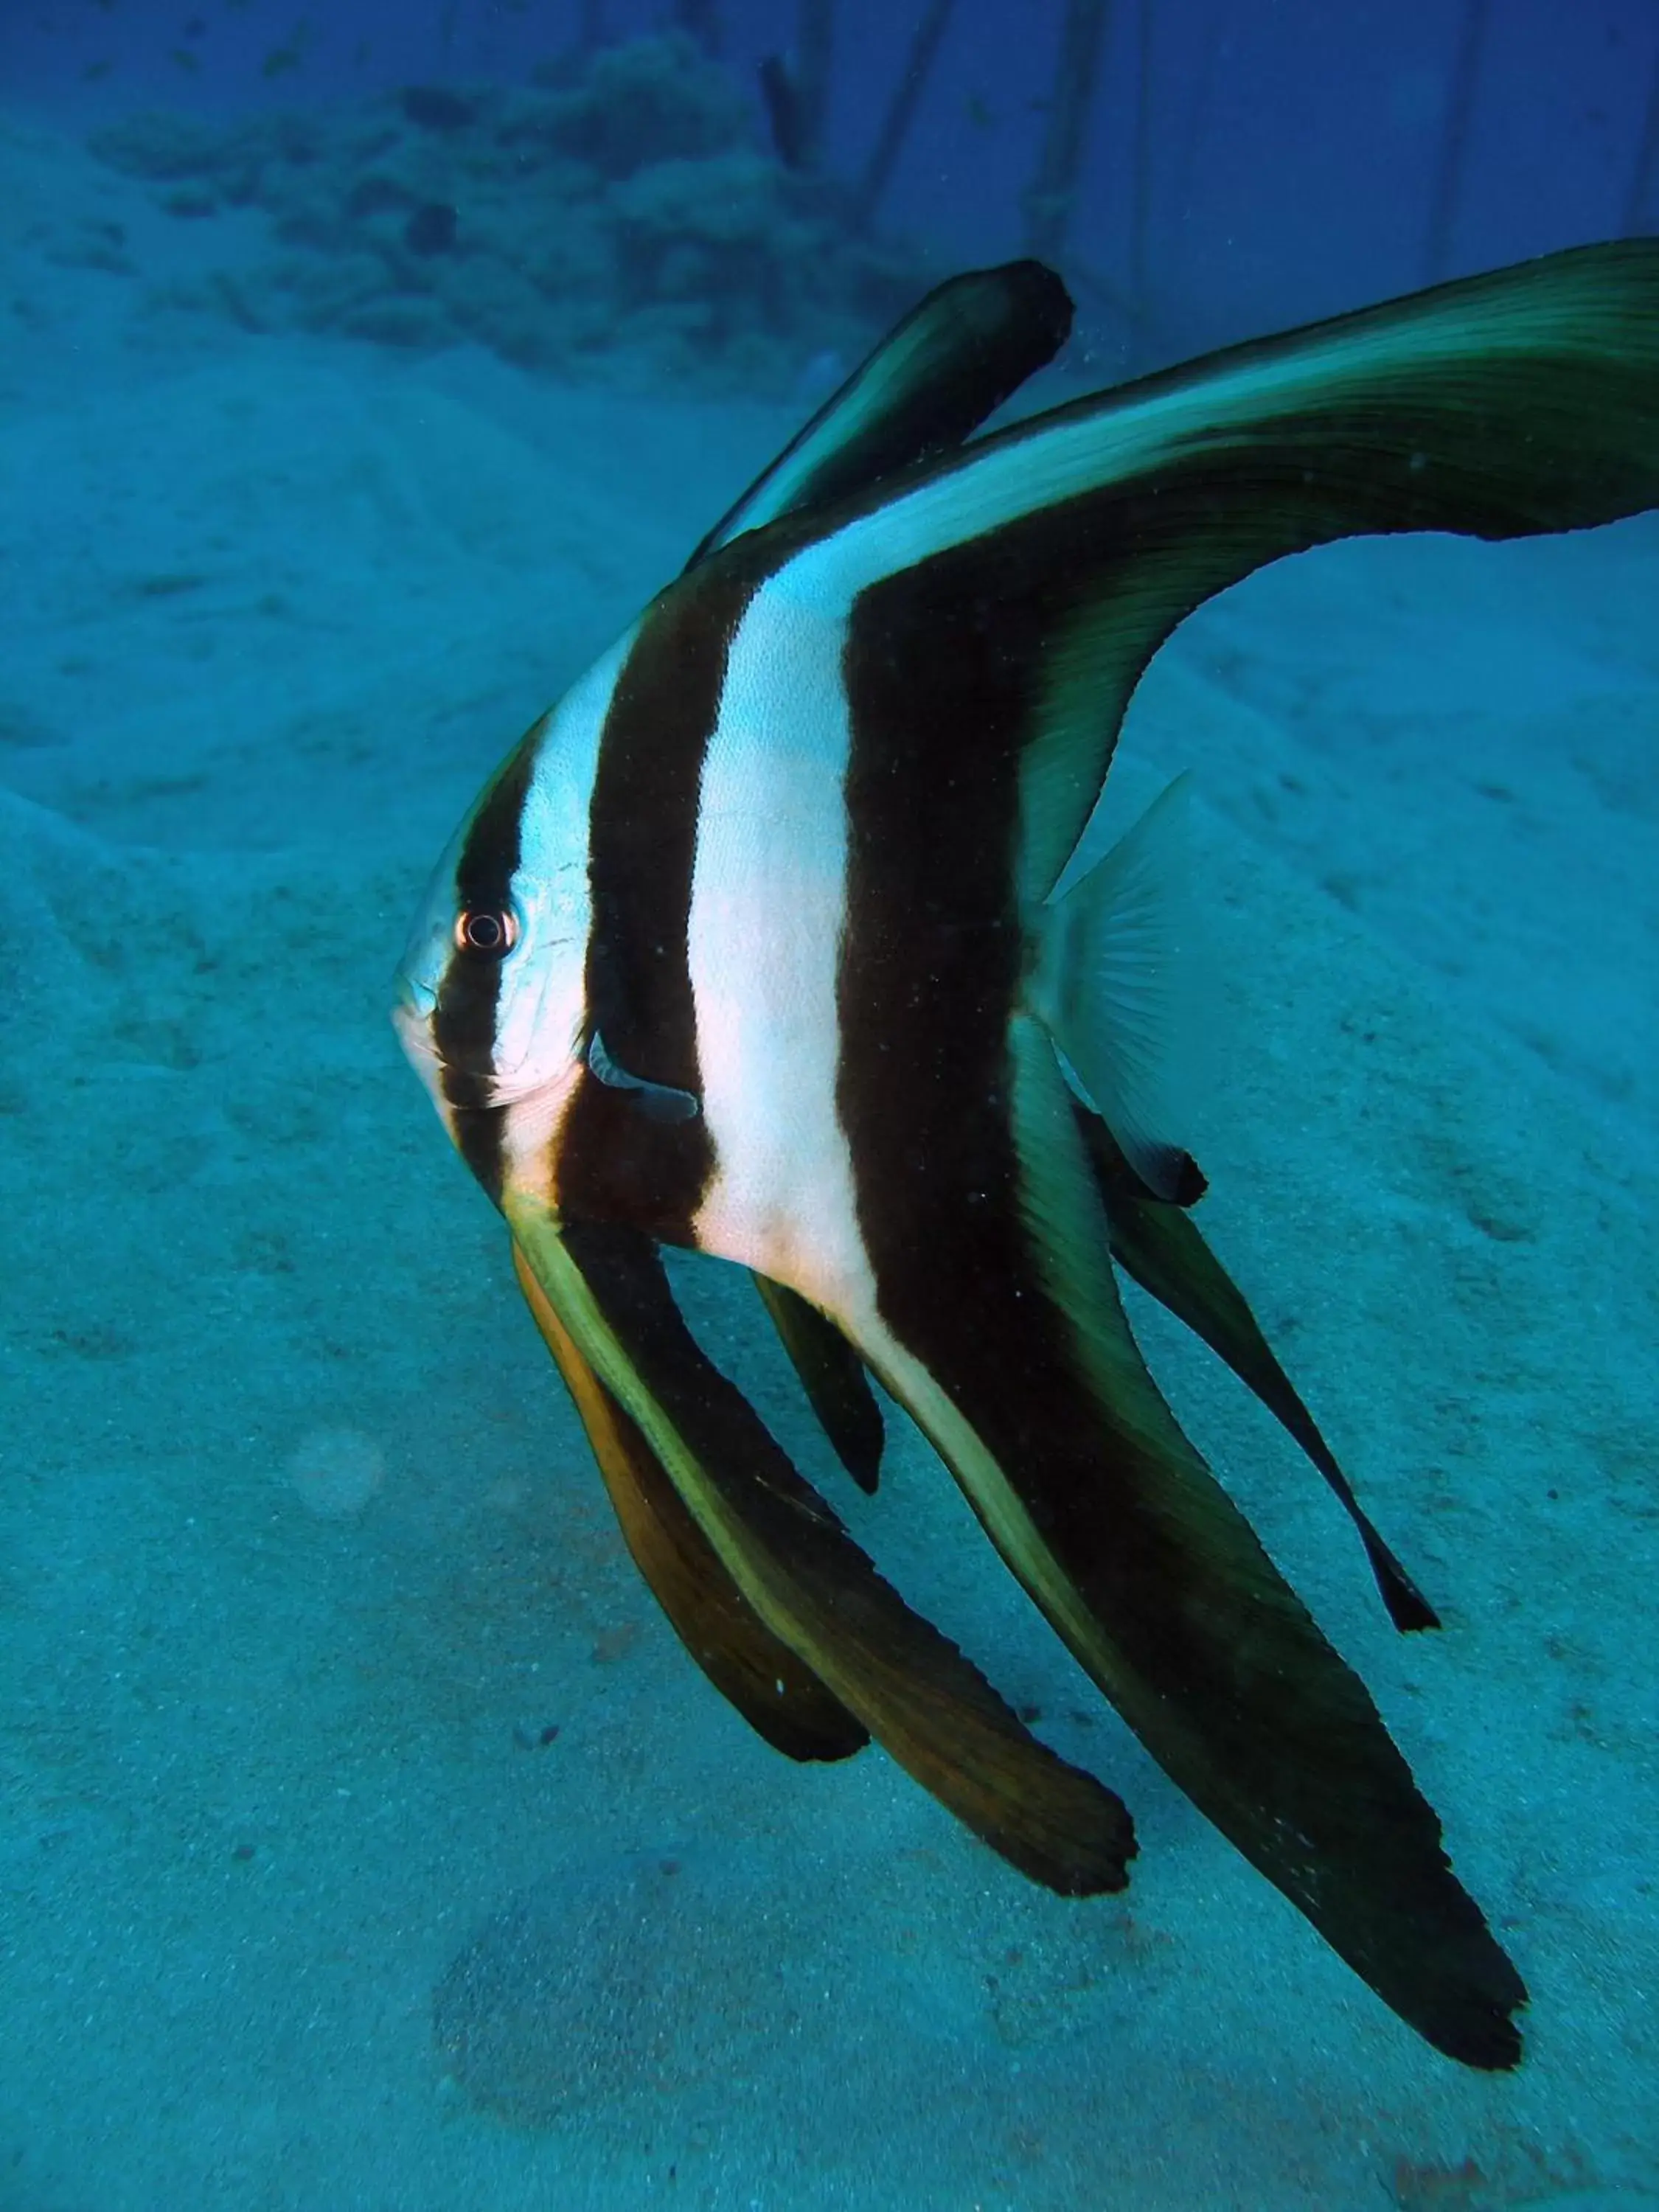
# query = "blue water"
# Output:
<box><xmin>1</xmin><ymin>4</ymin><xmax>1656</xmax><ymax>2206</ymax></box>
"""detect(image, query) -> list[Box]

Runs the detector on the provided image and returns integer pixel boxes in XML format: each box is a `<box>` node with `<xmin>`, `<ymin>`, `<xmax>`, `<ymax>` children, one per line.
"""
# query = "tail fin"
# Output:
<box><xmin>1027</xmin><ymin>774</ymin><xmax>1207</xmax><ymax>1203</ymax></box>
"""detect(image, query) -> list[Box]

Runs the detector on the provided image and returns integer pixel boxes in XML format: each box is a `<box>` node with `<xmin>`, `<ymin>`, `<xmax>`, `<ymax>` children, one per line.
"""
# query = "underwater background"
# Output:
<box><xmin>1</xmin><ymin>1</ymin><xmax>1656</xmax><ymax>2206</ymax></box>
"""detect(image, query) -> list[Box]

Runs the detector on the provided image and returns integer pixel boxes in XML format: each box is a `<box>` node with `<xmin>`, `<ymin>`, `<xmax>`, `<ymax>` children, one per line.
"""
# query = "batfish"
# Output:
<box><xmin>394</xmin><ymin>246</ymin><xmax>1659</xmax><ymax>2068</ymax></box>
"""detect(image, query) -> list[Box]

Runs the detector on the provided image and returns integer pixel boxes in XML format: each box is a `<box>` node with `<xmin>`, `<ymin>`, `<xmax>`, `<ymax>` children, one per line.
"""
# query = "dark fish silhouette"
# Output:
<box><xmin>394</xmin><ymin>246</ymin><xmax>1659</xmax><ymax>2070</ymax></box>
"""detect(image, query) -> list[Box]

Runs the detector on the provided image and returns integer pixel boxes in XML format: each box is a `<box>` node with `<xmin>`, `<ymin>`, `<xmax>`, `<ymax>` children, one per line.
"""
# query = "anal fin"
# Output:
<box><xmin>841</xmin><ymin>1015</ymin><xmax>1524</xmax><ymax>2066</ymax></box>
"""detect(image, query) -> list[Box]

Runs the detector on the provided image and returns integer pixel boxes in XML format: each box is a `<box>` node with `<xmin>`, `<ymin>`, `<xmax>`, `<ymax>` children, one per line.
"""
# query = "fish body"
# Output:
<box><xmin>395</xmin><ymin>248</ymin><xmax>1659</xmax><ymax>2069</ymax></box>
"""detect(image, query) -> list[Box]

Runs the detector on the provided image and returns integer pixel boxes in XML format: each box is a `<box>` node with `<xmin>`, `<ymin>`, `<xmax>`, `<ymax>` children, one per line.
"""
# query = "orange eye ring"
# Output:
<box><xmin>453</xmin><ymin>905</ymin><xmax>519</xmax><ymax>958</ymax></box>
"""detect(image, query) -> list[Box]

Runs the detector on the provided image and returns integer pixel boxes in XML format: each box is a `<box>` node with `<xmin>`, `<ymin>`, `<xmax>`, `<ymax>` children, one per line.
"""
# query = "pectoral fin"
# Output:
<box><xmin>510</xmin><ymin>1238</ymin><xmax>868</xmax><ymax>1762</ymax></box>
<box><xmin>586</xmin><ymin>1029</ymin><xmax>700</xmax><ymax>1124</ymax></box>
<box><xmin>753</xmin><ymin>1271</ymin><xmax>885</xmax><ymax>1494</ymax></box>
<box><xmin>505</xmin><ymin>1201</ymin><xmax>1135</xmax><ymax>1898</ymax></box>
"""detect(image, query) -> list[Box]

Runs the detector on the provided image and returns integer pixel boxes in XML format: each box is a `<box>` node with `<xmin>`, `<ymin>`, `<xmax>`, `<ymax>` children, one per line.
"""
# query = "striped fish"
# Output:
<box><xmin>394</xmin><ymin>246</ymin><xmax>1659</xmax><ymax>2070</ymax></box>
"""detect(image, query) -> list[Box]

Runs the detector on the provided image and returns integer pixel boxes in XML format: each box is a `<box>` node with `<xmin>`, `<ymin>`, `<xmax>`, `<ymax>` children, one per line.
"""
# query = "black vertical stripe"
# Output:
<box><xmin>833</xmin><ymin>509</ymin><xmax>1181</xmax><ymax>1591</ymax></box>
<box><xmin>834</xmin><ymin>535</ymin><xmax>1528</xmax><ymax>2074</ymax></box>
<box><xmin>835</xmin><ymin>507</ymin><xmax>1108</xmax><ymax>1368</ymax></box>
<box><xmin>834</xmin><ymin>504</ymin><xmax>1246</xmax><ymax>1646</ymax></box>
<box><xmin>432</xmin><ymin>730</ymin><xmax>540</xmax><ymax>1205</ymax></box>
<box><xmin>554</xmin><ymin>554</ymin><xmax>767</xmax><ymax>1248</ymax></box>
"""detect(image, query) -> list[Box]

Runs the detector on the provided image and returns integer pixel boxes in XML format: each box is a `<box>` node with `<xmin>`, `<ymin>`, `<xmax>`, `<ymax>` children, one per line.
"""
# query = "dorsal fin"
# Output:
<box><xmin>803</xmin><ymin>240</ymin><xmax>1659</xmax><ymax>911</ymax></box>
<box><xmin>684</xmin><ymin>260</ymin><xmax>1073</xmax><ymax>568</ymax></box>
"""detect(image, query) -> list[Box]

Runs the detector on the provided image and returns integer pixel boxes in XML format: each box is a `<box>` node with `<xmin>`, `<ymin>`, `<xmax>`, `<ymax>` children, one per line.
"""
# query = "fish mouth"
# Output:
<box><xmin>390</xmin><ymin>968</ymin><xmax>580</xmax><ymax>1117</ymax></box>
<box><xmin>390</xmin><ymin>979</ymin><xmax>531</xmax><ymax>1116</ymax></box>
<box><xmin>393</xmin><ymin>970</ymin><xmax>437</xmax><ymax>1024</ymax></box>
<box><xmin>391</xmin><ymin>983</ymin><xmax>450</xmax><ymax>1118</ymax></box>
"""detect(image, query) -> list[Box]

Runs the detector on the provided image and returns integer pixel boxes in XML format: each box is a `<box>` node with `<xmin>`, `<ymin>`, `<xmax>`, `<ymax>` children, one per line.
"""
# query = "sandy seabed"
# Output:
<box><xmin>1</xmin><ymin>111</ymin><xmax>1657</xmax><ymax>2212</ymax></box>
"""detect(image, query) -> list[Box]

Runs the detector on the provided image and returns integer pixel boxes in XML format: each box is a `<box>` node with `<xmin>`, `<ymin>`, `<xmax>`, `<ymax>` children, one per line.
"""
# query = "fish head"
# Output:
<box><xmin>392</xmin><ymin>695</ymin><xmax>598</xmax><ymax>1176</ymax></box>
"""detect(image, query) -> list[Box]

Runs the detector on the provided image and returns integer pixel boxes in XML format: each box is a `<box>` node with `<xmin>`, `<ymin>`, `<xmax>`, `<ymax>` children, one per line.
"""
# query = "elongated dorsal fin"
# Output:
<box><xmin>684</xmin><ymin>260</ymin><xmax>1073</xmax><ymax>568</ymax></box>
<box><xmin>818</xmin><ymin>241</ymin><xmax>1659</xmax><ymax>914</ymax></box>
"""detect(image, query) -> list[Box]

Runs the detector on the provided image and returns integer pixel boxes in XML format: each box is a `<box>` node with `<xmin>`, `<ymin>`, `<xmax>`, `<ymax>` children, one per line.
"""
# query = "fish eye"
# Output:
<box><xmin>453</xmin><ymin>905</ymin><xmax>518</xmax><ymax>959</ymax></box>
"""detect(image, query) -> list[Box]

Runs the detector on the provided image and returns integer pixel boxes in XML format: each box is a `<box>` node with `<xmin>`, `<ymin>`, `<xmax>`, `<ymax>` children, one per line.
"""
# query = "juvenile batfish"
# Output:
<box><xmin>394</xmin><ymin>247</ymin><xmax>1659</xmax><ymax>2069</ymax></box>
